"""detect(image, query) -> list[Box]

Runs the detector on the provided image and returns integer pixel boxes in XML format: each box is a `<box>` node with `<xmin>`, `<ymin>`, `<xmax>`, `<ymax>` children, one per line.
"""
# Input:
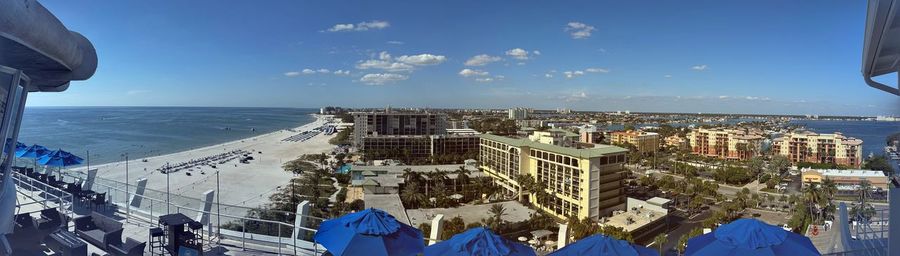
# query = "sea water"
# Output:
<box><xmin>17</xmin><ymin>107</ymin><xmax>317</xmax><ymax>165</ymax></box>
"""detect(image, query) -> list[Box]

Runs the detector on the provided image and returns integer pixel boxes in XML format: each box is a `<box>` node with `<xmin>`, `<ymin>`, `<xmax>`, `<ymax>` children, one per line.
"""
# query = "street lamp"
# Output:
<box><xmin>122</xmin><ymin>153</ymin><xmax>129</xmax><ymax>218</ymax></box>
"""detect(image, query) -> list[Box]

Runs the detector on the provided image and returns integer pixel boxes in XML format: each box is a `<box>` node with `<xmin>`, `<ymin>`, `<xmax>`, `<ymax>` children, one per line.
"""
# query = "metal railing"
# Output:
<box><xmin>43</xmin><ymin>171</ymin><xmax>329</xmax><ymax>255</ymax></box>
<box><xmin>10</xmin><ymin>172</ymin><xmax>73</xmax><ymax>220</ymax></box>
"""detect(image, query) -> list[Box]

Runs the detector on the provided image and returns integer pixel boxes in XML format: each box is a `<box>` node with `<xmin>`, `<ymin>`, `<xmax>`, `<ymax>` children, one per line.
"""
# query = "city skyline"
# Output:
<box><xmin>28</xmin><ymin>0</ymin><xmax>900</xmax><ymax>116</ymax></box>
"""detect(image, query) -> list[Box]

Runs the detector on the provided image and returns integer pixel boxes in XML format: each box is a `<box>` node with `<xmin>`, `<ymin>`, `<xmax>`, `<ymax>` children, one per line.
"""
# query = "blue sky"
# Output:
<box><xmin>31</xmin><ymin>0</ymin><xmax>900</xmax><ymax>116</ymax></box>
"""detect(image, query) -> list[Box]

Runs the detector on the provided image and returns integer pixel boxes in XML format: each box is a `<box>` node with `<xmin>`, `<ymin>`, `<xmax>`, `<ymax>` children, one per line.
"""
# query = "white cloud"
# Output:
<box><xmin>533</xmin><ymin>50</ymin><xmax>541</xmax><ymax>55</ymax></box>
<box><xmin>396</xmin><ymin>54</ymin><xmax>447</xmax><ymax>66</ymax></box>
<box><xmin>464</xmin><ymin>54</ymin><xmax>502</xmax><ymax>66</ymax></box>
<box><xmin>459</xmin><ymin>69</ymin><xmax>489</xmax><ymax>77</ymax></box>
<box><xmin>505</xmin><ymin>48</ymin><xmax>534</xmax><ymax>60</ymax></box>
<box><xmin>357</xmin><ymin>51</ymin><xmax>445</xmax><ymax>72</ymax></box>
<box><xmin>317</xmin><ymin>68</ymin><xmax>330</xmax><ymax>73</ymax></box>
<box><xmin>333</xmin><ymin>70</ymin><xmax>351</xmax><ymax>76</ymax></box>
<box><xmin>565</xmin><ymin>22</ymin><xmax>596</xmax><ymax>39</ymax></box>
<box><xmin>719</xmin><ymin>95</ymin><xmax>729</xmax><ymax>99</ymax></box>
<box><xmin>585</xmin><ymin>68</ymin><xmax>609</xmax><ymax>73</ymax></box>
<box><xmin>691</xmin><ymin>65</ymin><xmax>708</xmax><ymax>71</ymax></box>
<box><xmin>302</xmin><ymin>69</ymin><xmax>316</xmax><ymax>74</ymax></box>
<box><xmin>284</xmin><ymin>71</ymin><xmax>301</xmax><ymax>77</ymax></box>
<box><xmin>126</xmin><ymin>90</ymin><xmax>150</xmax><ymax>95</ymax></box>
<box><xmin>544</xmin><ymin>73</ymin><xmax>553</xmax><ymax>78</ymax></box>
<box><xmin>325</xmin><ymin>20</ymin><xmax>390</xmax><ymax>32</ymax></box>
<box><xmin>664</xmin><ymin>74</ymin><xmax>672</xmax><ymax>78</ymax></box>
<box><xmin>356</xmin><ymin>60</ymin><xmax>414</xmax><ymax>72</ymax></box>
<box><xmin>563</xmin><ymin>70</ymin><xmax>585</xmax><ymax>78</ymax></box>
<box><xmin>475</xmin><ymin>78</ymin><xmax>494</xmax><ymax>83</ymax></box>
<box><xmin>386</xmin><ymin>41</ymin><xmax>405</xmax><ymax>45</ymax></box>
<box><xmin>360</xmin><ymin>73</ymin><xmax>408</xmax><ymax>85</ymax></box>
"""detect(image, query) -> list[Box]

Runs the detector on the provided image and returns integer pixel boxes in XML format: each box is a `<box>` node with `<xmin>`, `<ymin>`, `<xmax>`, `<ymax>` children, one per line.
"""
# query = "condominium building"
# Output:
<box><xmin>478</xmin><ymin>133</ymin><xmax>628</xmax><ymax>220</ymax></box>
<box><xmin>361</xmin><ymin>135</ymin><xmax>479</xmax><ymax>161</ymax></box>
<box><xmin>508</xmin><ymin>107</ymin><xmax>531</xmax><ymax>120</ymax></box>
<box><xmin>664</xmin><ymin>135</ymin><xmax>689</xmax><ymax>150</ymax></box>
<box><xmin>580</xmin><ymin>131</ymin><xmax>606</xmax><ymax>144</ymax></box>
<box><xmin>772</xmin><ymin>131</ymin><xmax>863</xmax><ymax>168</ymax></box>
<box><xmin>687</xmin><ymin>127</ymin><xmax>764</xmax><ymax>160</ymax></box>
<box><xmin>800</xmin><ymin>168</ymin><xmax>888</xmax><ymax>192</ymax></box>
<box><xmin>352</xmin><ymin>112</ymin><xmax>448</xmax><ymax>148</ymax></box>
<box><xmin>610</xmin><ymin>130</ymin><xmax>660</xmax><ymax>154</ymax></box>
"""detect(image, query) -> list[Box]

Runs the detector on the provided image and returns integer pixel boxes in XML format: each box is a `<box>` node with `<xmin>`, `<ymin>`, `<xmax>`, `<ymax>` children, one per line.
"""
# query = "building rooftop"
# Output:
<box><xmin>603</xmin><ymin>207</ymin><xmax>666</xmax><ymax>232</ymax></box>
<box><xmin>364</xmin><ymin>194</ymin><xmax>411</xmax><ymax>225</ymax></box>
<box><xmin>405</xmin><ymin>201</ymin><xmax>535</xmax><ymax>228</ymax></box>
<box><xmin>801</xmin><ymin>168</ymin><xmax>887</xmax><ymax>178</ymax></box>
<box><xmin>479</xmin><ymin>134</ymin><xmax>627</xmax><ymax>158</ymax></box>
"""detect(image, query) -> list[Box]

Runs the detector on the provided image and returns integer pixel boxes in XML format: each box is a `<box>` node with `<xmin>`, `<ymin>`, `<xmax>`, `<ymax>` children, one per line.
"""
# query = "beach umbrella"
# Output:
<box><xmin>16</xmin><ymin>144</ymin><xmax>51</xmax><ymax>174</ymax></box>
<box><xmin>38</xmin><ymin>149</ymin><xmax>84</xmax><ymax>167</ymax></box>
<box><xmin>13</xmin><ymin>141</ymin><xmax>27</xmax><ymax>156</ymax></box>
<box><xmin>314</xmin><ymin>208</ymin><xmax>424</xmax><ymax>256</ymax></box>
<box><xmin>548</xmin><ymin>234</ymin><xmax>658</xmax><ymax>256</ymax></box>
<box><xmin>425</xmin><ymin>227</ymin><xmax>536</xmax><ymax>256</ymax></box>
<box><xmin>38</xmin><ymin>149</ymin><xmax>84</xmax><ymax>180</ymax></box>
<box><xmin>685</xmin><ymin>218</ymin><xmax>820</xmax><ymax>256</ymax></box>
<box><xmin>16</xmin><ymin>144</ymin><xmax>50</xmax><ymax>159</ymax></box>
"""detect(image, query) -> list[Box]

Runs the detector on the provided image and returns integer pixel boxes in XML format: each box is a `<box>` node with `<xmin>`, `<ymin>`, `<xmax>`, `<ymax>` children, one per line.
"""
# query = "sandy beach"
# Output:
<box><xmin>70</xmin><ymin>114</ymin><xmax>336</xmax><ymax>209</ymax></box>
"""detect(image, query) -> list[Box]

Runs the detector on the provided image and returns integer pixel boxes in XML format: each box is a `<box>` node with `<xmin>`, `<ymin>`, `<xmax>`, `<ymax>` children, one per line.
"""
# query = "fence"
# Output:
<box><xmin>52</xmin><ymin>170</ymin><xmax>329</xmax><ymax>255</ymax></box>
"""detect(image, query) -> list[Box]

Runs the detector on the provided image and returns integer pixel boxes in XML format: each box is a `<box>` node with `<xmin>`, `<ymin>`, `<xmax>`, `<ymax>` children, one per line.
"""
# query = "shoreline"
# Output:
<box><xmin>70</xmin><ymin>114</ymin><xmax>336</xmax><ymax>209</ymax></box>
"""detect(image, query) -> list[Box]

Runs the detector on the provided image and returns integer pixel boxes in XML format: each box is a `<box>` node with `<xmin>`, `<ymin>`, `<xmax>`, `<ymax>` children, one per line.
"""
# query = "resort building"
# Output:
<box><xmin>800</xmin><ymin>168</ymin><xmax>888</xmax><ymax>193</ymax></box>
<box><xmin>508</xmin><ymin>107</ymin><xmax>531</xmax><ymax>120</ymax></box>
<box><xmin>478</xmin><ymin>133</ymin><xmax>629</xmax><ymax>220</ymax></box>
<box><xmin>360</xmin><ymin>134</ymin><xmax>479</xmax><ymax>162</ymax></box>
<box><xmin>772</xmin><ymin>131</ymin><xmax>863</xmax><ymax>168</ymax></box>
<box><xmin>351</xmin><ymin>112</ymin><xmax>448</xmax><ymax>148</ymax></box>
<box><xmin>687</xmin><ymin>127</ymin><xmax>764</xmax><ymax>160</ymax></box>
<box><xmin>610</xmin><ymin>130</ymin><xmax>660</xmax><ymax>154</ymax></box>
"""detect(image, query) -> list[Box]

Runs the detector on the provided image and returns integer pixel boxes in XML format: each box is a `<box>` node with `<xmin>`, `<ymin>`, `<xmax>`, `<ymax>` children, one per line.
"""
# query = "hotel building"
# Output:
<box><xmin>478</xmin><ymin>133</ymin><xmax>628</xmax><ymax>220</ymax></box>
<box><xmin>772</xmin><ymin>131</ymin><xmax>863</xmax><ymax>168</ymax></box>
<box><xmin>352</xmin><ymin>112</ymin><xmax>448</xmax><ymax>148</ymax></box>
<box><xmin>687</xmin><ymin>127</ymin><xmax>764</xmax><ymax>160</ymax></box>
<box><xmin>609</xmin><ymin>130</ymin><xmax>660</xmax><ymax>154</ymax></box>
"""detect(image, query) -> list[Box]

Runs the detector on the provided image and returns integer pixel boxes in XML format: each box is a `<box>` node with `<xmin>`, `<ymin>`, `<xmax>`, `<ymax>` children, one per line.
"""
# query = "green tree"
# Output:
<box><xmin>653</xmin><ymin>233</ymin><xmax>668</xmax><ymax>256</ymax></box>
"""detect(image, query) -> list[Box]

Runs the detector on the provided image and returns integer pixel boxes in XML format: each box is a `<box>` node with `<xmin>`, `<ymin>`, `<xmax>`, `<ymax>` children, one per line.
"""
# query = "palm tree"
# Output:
<box><xmin>486</xmin><ymin>204</ymin><xmax>507</xmax><ymax>232</ymax></box>
<box><xmin>653</xmin><ymin>233</ymin><xmax>667</xmax><ymax>255</ymax></box>
<box><xmin>401</xmin><ymin>181</ymin><xmax>427</xmax><ymax>208</ymax></box>
<box><xmin>514</xmin><ymin>174</ymin><xmax>534</xmax><ymax>202</ymax></box>
<box><xmin>803</xmin><ymin>183</ymin><xmax>823</xmax><ymax>223</ymax></box>
<box><xmin>454</xmin><ymin>166</ymin><xmax>471</xmax><ymax>196</ymax></box>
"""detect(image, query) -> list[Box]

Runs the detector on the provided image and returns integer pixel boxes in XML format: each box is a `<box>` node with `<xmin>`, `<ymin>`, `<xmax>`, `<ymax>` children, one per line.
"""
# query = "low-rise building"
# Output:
<box><xmin>664</xmin><ymin>135</ymin><xmax>689</xmax><ymax>150</ymax></box>
<box><xmin>479</xmin><ymin>133</ymin><xmax>629</xmax><ymax>220</ymax></box>
<box><xmin>772</xmin><ymin>131</ymin><xmax>863</xmax><ymax>168</ymax></box>
<box><xmin>800</xmin><ymin>168</ymin><xmax>888</xmax><ymax>193</ymax></box>
<box><xmin>610</xmin><ymin>130</ymin><xmax>660</xmax><ymax>154</ymax></box>
<box><xmin>603</xmin><ymin>197</ymin><xmax>669</xmax><ymax>244</ymax></box>
<box><xmin>687</xmin><ymin>127</ymin><xmax>764</xmax><ymax>160</ymax></box>
<box><xmin>528</xmin><ymin>129</ymin><xmax>579</xmax><ymax>147</ymax></box>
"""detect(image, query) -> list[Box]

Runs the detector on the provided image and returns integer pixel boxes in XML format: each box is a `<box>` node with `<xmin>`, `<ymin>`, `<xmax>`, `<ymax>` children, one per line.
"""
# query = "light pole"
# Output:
<box><xmin>216</xmin><ymin>170</ymin><xmax>221</xmax><ymax>243</ymax></box>
<box><xmin>123</xmin><ymin>153</ymin><xmax>129</xmax><ymax>217</ymax></box>
<box><xmin>166</xmin><ymin>162</ymin><xmax>170</xmax><ymax>214</ymax></box>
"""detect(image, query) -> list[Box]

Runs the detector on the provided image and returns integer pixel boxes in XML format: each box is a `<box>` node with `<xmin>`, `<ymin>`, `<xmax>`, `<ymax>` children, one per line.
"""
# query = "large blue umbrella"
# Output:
<box><xmin>16</xmin><ymin>144</ymin><xmax>50</xmax><ymax>159</ymax></box>
<box><xmin>13</xmin><ymin>141</ymin><xmax>27</xmax><ymax>156</ymax></box>
<box><xmin>314</xmin><ymin>208</ymin><xmax>424</xmax><ymax>256</ymax></box>
<box><xmin>38</xmin><ymin>149</ymin><xmax>84</xmax><ymax>167</ymax></box>
<box><xmin>685</xmin><ymin>218</ymin><xmax>820</xmax><ymax>256</ymax></box>
<box><xmin>548</xmin><ymin>234</ymin><xmax>658</xmax><ymax>256</ymax></box>
<box><xmin>425</xmin><ymin>227</ymin><xmax>536</xmax><ymax>256</ymax></box>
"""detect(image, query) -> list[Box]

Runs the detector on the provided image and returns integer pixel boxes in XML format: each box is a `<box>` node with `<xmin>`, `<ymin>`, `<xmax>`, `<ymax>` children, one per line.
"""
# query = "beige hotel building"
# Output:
<box><xmin>772</xmin><ymin>131</ymin><xmax>863</xmax><ymax>168</ymax></box>
<box><xmin>478</xmin><ymin>133</ymin><xmax>628</xmax><ymax>220</ymax></box>
<box><xmin>688</xmin><ymin>127</ymin><xmax>764</xmax><ymax>161</ymax></box>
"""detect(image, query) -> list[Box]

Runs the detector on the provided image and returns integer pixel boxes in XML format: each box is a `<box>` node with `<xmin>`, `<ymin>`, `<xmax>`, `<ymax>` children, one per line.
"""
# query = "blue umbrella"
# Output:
<box><xmin>38</xmin><ymin>149</ymin><xmax>84</xmax><ymax>167</ymax></box>
<box><xmin>685</xmin><ymin>218</ymin><xmax>820</xmax><ymax>256</ymax></box>
<box><xmin>425</xmin><ymin>227</ymin><xmax>536</xmax><ymax>256</ymax></box>
<box><xmin>548</xmin><ymin>234</ymin><xmax>658</xmax><ymax>256</ymax></box>
<box><xmin>16</xmin><ymin>144</ymin><xmax>50</xmax><ymax>159</ymax></box>
<box><xmin>314</xmin><ymin>208</ymin><xmax>424</xmax><ymax>256</ymax></box>
<box><xmin>13</xmin><ymin>141</ymin><xmax>27</xmax><ymax>155</ymax></box>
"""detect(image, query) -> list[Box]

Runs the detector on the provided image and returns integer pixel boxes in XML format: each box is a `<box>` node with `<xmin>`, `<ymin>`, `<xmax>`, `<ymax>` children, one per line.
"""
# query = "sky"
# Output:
<box><xmin>30</xmin><ymin>0</ymin><xmax>900</xmax><ymax>116</ymax></box>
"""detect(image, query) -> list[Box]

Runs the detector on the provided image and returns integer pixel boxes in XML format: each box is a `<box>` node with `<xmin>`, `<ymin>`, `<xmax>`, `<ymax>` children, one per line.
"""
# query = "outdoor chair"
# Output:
<box><xmin>34</xmin><ymin>208</ymin><xmax>64</xmax><ymax>230</ymax></box>
<box><xmin>74</xmin><ymin>212</ymin><xmax>123</xmax><ymax>251</ymax></box>
<box><xmin>91</xmin><ymin>192</ymin><xmax>107</xmax><ymax>211</ymax></box>
<box><xmin>148</xmin><ymin>227</ymin><xmax>165</xmax><ymax>255</ymax></box>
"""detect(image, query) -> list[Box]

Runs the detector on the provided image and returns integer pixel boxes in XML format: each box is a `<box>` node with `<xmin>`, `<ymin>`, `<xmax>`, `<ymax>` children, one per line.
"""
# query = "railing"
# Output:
<box><xmin>47</xmin><ymin>171</ymin><xmax>329</xmax><ymax>255</ymax></box>
<box><xmin>10</xmin><ymin>172</ymin><xmax>73</xmax><ymax>220</ymax></box>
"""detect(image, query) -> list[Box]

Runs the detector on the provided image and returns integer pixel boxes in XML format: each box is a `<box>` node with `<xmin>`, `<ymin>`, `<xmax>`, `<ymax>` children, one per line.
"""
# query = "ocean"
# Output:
<box><xmin>17</xmin><ymin>107</ymin><xmax>317</xmax><ymax>166</ymax></box>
